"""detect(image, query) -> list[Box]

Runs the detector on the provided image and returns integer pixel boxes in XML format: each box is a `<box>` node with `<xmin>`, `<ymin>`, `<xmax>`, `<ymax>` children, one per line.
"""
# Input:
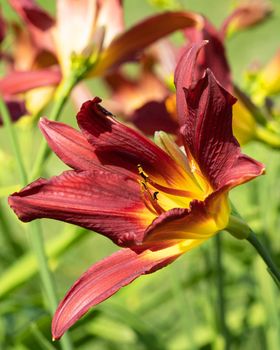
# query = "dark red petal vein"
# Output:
<box><xmin>77</xmin><ymin>98</ymin><xmax>187</xmax><ymax>187</ymax></box>
<box><xmin>9</xmin><ymin>169</ymin><xmax>152</xmax><ymax>246</ymax></box>
<box><xmin>182</xmin><ymin>69</ymin><xmax>264</xmax><ymax>189</ymax></box>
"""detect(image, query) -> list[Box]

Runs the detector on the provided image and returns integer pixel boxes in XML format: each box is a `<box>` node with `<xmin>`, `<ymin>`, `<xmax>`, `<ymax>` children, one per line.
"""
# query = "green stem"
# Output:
<box><xmin>228</xmin><ymin>210</ymin><xmax>280</xmax><ymax>288</ymax></box>
<box><xmin>30</xmin><ymin>323</ymin><xmax>57</xmax><ymax>350</ymax></box>
<box><xmin>30</xmin><ymin>73</ymin><xmax>78</xmax><ymax>181</ymax></box>
<box><xmin>247</xmin><ymin>231</ymin><xmax>280</xmax><ymax>287</ymax></box>
<box><xmin>0</xmin><ymin>95</ymin><xmax>28</xmax><ymax>185</ymax></box>
<box><xmin>0</xmin><ymin>97</ymin><xmax>73</xmax><ymax>349</ymax></box>
<box><xmin>0</xmin><ymin>201</ymin><xmax>24</xmax><ymax>258</ymax></box>
<box><xmin>30</xmin><ymin>51</ymin><xmax>99</xmax><ymax>181</ymax></box>
<box><xmin>30</xmin><ymin>222</ymin><xmax>73</xmax><ymax>349</ymax></box>
<box><xmin>226</xmin><ymin>214</ymin><xmax>251</xmax><ymax>240</ymax></box>
<box><xmin>30</xmin><ymin>222</ymin><xmax>58</xmax><ymax>312</ymax></box>
<box><xmin>215</xmin><ymin>234</ymin><xmax>230</xmax><ymax>350</ymax></box>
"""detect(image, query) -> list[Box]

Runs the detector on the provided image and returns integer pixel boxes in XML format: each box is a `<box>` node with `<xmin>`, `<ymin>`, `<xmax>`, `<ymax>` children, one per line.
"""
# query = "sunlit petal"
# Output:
<box><xmin>0</xmin><ymin>68</ymin><xmax>61</xmax><ymax>95</ymax></box>
<box><xmin>93</xmin><ymin>11</ymin><xmax>203</xmax><ymax>75</ymax></box>
<box><xmin>52</xmin><ymin>239</ymin><xmax>201</xmax><ymax>339</ymax></box>
<box><xmin>9</xmin><ymin>169</ymin><xmax>155</xmax><ymax>247</ymax></box>
<box><xmin>182</xmin><ymin>69</ymin><xmax>265</xmax><ymax>190</ymax></box>
<box><xmin>55</xmin><ymin>0</ymin><xmax>97</xmax><ymax>74</ymax></box>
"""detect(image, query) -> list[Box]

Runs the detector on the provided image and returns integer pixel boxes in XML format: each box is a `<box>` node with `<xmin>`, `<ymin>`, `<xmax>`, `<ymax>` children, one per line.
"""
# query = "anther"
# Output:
<box><xmin>153</xmin><ymin>191</ymin><xmax>159</xmax><ymax>200</ymax></box>
<box><xmin>137</xmin><ymin>164</ymin><xmax>148</xmax><ymax>181</ymax></box>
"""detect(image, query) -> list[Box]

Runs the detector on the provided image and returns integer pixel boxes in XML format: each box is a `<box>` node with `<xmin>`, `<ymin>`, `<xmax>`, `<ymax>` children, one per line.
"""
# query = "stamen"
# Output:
<box><xmin>139</xmin><ymin>180</ymin><xmax>159</xmax><ymax>215</ymax></box>
<box><xmin>147</xmin><ymin>177</ymin><xmax>200</xmax><ymax>199</ymax></box>
<box><xmin>138</xmin><ymin>164</ymin><xmax>165</xmax><ymax>215</ymax></box>
<box><xmin>137</xmin><ymin>164</ymin><xmax>148</xmax><ymax>181</ymax></box>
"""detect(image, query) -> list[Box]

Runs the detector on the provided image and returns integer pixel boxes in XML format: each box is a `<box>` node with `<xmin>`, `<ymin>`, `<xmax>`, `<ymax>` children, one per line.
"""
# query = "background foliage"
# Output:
<box><xmin>0</xmin><ymin>0</ymin><xmax>280</xmax><ymax>349</ymax></box>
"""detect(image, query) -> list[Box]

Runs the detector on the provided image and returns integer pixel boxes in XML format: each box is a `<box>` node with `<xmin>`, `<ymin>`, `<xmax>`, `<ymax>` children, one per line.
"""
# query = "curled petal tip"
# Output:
<box><xmin>39</xmin><ymin>116</ymin><xmax>49</xmax><ymax>126</ymax></box>
<box><xmin>39</xmin><ymin>117</ymin><xmax>51</xmax><ymax>134</ymax></box>
<box><xmin>92</xmin><ymin>96</ymin><xmax>102</xmax><ymax>104</ymax></box>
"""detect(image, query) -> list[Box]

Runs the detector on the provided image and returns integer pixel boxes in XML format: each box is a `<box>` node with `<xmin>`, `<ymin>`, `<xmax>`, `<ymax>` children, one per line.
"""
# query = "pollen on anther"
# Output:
<box><xmin>137</xmin><ymin>164</ymin><xmax>148</xmax><ymax>181</ymax></box>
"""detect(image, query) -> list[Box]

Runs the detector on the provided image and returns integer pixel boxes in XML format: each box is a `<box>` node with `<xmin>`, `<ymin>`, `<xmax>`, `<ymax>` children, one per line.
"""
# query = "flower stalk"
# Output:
<box><xmin>0</xmin><ymin>96</ymin><xmax>28</xmax><ymax>185</ymax></box>
<box><xmin>30</xmin><ymin>55</ymin><xmax>98</xmax><ymax>181</ymax></box>
<box><xmin>0</xmin><ymin>95</ymin><xmax>73</xmax><ymax>349</ymax></box>
<box><xmin>227</xmin><ymin>211</ymin><xmax>280</xmax><ymax>288</ymax></box>
<box><xmin>247</xmin><ymin>231</ymin><xmax>280</xmax><ymax>289</ymax></box>
<box><xmin>30</xmin><ymin>74</ymin><xmax>77</xmax><ymax>180</ymax></box>
<box><xmin>214</xmin><ymin>234</ymin><xmax>230</xmax><ymax>350</ymax></box>
<box><xmin>226</xmin><ymin>214</ymin><xmax>251</xmax><ymax>239</ymax></box>
<box><xmin>30</xmin><ymin>222</ymin><xmax>74</xmax><ymax>349</ymax></box>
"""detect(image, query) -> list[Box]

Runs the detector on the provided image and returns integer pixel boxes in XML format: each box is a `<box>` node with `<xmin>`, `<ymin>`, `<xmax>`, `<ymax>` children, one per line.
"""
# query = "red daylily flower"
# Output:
<box><xmin>102</xmin><ymin>39</ymin><xmax>179</xmax><ymax>136</ymax></box>
<box><xmin>0</xmin><ymin>68</ymin><xmax>62</xmax><ymax>122</ymax></box>
<box><xmin>7</xmin><ymin>0</ymin><xmax>202</xmax><ymax>77</ymax></box>
<box><xmin>220</xmin><ymin>0</ymin><xmax>272</xmax><ymax>38</ymax></box>
<box><xmin>102</xmin><ymin>19</ymin><xmax>232</xmax><ymax>138</ymax></box>
<box><xmin>1</xmin><ymin>0</ymin><xmax>202</xmax><ymax>121</ymax></box>
<box><xmin>106</xmin><ymin>4</ymin><xmax>271</xmax><ymax>144</ymax></box>
<box><xmin>0</xmin><ymin>7</ymin><xmax>28</xmax><ymax>123</ymax></box>
<box><xmin>0</xmin><ymin>97</ymin><xmax>27</xmax><ymax>125</ymax></box>
<box><xmin>8</xmin><ymin>42</ymin><xmax>265</xmax><ymax>339</ymax></box>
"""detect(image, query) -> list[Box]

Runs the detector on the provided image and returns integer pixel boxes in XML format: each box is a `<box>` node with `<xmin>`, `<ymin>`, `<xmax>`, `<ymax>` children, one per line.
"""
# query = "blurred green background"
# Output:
<box><xmin>0</xmin><ymin>0</ymin><xmax>280</xmax><ymax>349</ymax></box>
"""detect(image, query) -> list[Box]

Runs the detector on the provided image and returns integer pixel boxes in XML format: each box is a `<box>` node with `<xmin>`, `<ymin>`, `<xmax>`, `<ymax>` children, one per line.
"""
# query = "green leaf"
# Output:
<box><xmin>0</xmin><ymin>227</ymin><xmax>89</xmax><ymax>298</ymax></box>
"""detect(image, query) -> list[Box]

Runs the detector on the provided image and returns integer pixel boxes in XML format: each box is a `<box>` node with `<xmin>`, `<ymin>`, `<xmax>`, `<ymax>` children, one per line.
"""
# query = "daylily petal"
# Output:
<box><xmin>12</xmin><ymin>24</ymin><xmax>40</xmax><ymax>70</ymax></box>
<box><xmin>105</xmin><ymin>71</ymin><xmax>167</xmax><ymax>116</ymax></box>
<box><xmin>258</xmin><ymin>49</ymin><xmax>280</xmax><ymax>96</ymax></box>
<box><xmin>184</xmin><ymin>20</ymin><xmax>231</xmax><ymax>91</ymax></box>
<box><xmin>154</xmin><ymin>131</ymin><xmax>191</xmax><ymax>173</ymax></box>
<box><xmin>232</xmin><ymin>86</ymin><xmax>258</xmax><ymax>145</ymax></box>
<box><xmin>93</xmin><ymin>11</ymin><xmax>203</xmax><ymax>75</ymax></box>
<box><xmin>9</xmin><ymin>0</ymin><xmax>54</xmax><ymax>30</ymax></box>
<box><xmin>175</xmin><ymin>41</ymin><xmax>207</xmax><ymax>126</ymax></box>
<box><xmin>144</xmin><ymin>190</ymin><xmax>229</xmax><ymax>241</ymax></box>
<box><xmin>52</xmin><ymin>239</ymin><xmax>202</xmax><ymax>339</ymax></box>
<box><xmin>0</xmin><ymin>68</ymin><xmax>61</xmax><ymax>95</ymax></box>
<box><xmin>182</xmin><ymin>69</ymin><xmax>265</xmax><ymax>190</ymax></box>
<box><xmin>39</xmin><ymin>117</ymin><xmax>99</xmax><ymax>170</ymax></box>
<box><xmin>0</xmin><ymin>98</ymin><xmax>27</xmax><ymax>125</ymax></box>
<box><xmin>97</xmin><ymin>0</ymin><xmax>124</xmax><ymax>48</ymax></box>
<box><xmin>131</xmin><ymin>100</ymin><xmax>178</xmax><ymax>136</ymax></box>
<box><xmin>9</xmin><ymin>169</ymin><xmax>155</xmax><ymax>247</ymax></box>
<box><xmin>232</xmin><ymin>100</ymin><xmax>257</xmax><ymax>145</ymax></box>
<box><xmin>25</xmin><ymin>85</ymin><xmax>55</xmax><ymax>115</ymax></box>
<box><xmin>55</xmin><ymin>0</ymin><xmax>97</xmax><ymax>74</ymax></box>
<box><xmin>77</xmin><ymin>98</ymin><xmax>190</xmax><ymax>188</ymax></box>
<box><xmin>220</xmin><ymin>0</ymin><xmax>272</xmax><ymax>38</ymax></box>
<box><xmin>11</xmin><ymin>22</ymin><xmax>57</xmax><ymax>71</ymax></box>
<box><xmin>148</xmin><ymin>38</ymin><xmax>178</xmax><ymax>80</ymax></box>
<box><xmin>9</xmin><ymin>0</ymin><xmax>55</xmax><ymax>53</ymax></box>
<box><xmin>39</xmin><ymin>117</ymin><xmax>135</xmax><ymax>177</ymax></box>
<box><xmin>71</xmin><ymin>83</ymin><xmax>93</xmax><ymax>112</ymax></box>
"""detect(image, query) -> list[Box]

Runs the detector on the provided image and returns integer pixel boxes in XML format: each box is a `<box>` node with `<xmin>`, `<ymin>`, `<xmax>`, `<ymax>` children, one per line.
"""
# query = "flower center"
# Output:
<box><xmin>137</xmin><ymin>163</ymin><xmax>207</xmax><ymax>215</ymax></box>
